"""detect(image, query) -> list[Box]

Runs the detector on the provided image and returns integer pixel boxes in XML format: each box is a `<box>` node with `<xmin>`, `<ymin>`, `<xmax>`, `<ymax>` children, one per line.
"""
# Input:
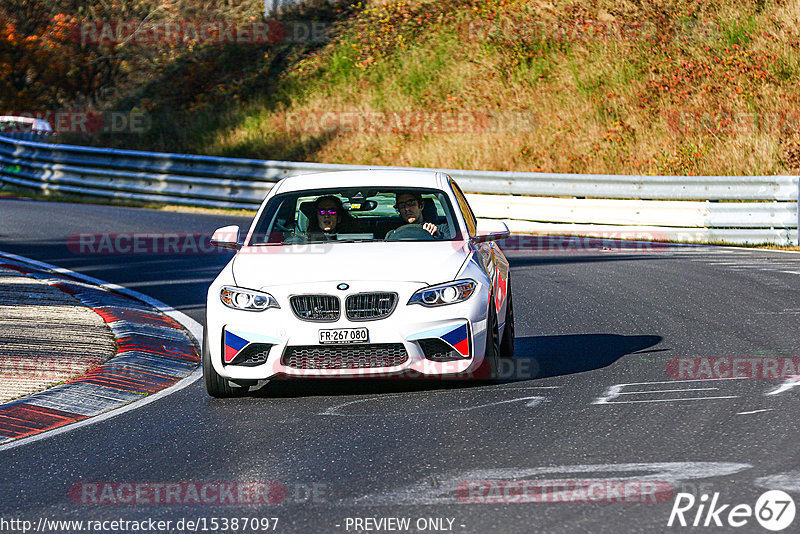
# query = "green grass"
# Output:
<box><xmin>771</xmin><ymin>53</ymin><xmax>799</xmax><ymax>82</ymax></box>
<box><xmin>722</xmin><ymin>15</ymin><xmax>758</xmax><ymax>46</ymax></box>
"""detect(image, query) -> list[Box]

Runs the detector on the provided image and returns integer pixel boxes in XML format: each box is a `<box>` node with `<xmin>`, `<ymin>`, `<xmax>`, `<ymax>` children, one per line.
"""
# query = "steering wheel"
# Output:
<box><xmin>384</xmin><ymin>224</ymin><xmax>435</xmax><ymax>241</ymax></box>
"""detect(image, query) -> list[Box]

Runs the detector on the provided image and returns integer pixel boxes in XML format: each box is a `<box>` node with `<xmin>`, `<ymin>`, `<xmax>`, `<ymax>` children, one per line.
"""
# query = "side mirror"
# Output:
<box><xmin>472</xmin><ymin>219</ymin><xmax>510</xmax><ymax>243</ymax></box>
<box><xmin>210</xmin><ymin>225</ymin><xmax>242</xmax><ymax>250</ymax></box>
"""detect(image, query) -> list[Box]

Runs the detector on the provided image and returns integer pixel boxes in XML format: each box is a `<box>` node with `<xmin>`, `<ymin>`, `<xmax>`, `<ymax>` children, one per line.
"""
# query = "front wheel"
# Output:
<box><xmin>500</xmin><ymin>277</ymin><xmax>515</xmax><ymax>359</ymax></box>
<box><xmin>202</xmin><ymin>325</ymin><xmax>249</xmax><ymax>398</ymax></box>
<box><xmin>474</xmin><ymin>302</ymin><xmax>500</xmax><ymax>380</ymax></box>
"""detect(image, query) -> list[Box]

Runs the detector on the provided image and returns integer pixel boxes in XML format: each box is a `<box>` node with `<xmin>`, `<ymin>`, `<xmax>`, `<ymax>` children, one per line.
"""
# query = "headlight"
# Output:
<box><xmin>408</xmin><ymin>280</ymin><xmax>477</xmax><ymax>307</ymax></box>
<box><xmin>220</xmin><ymin>286</ymin><xmax>279</xmax><ymax>311</ymax></box>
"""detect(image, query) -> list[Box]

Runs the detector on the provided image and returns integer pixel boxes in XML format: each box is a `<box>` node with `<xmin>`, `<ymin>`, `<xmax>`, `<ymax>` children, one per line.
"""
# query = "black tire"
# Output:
<box><xmin>202</xmin><ymin>325</ymin><xmax>249</xmax><ymax>398</ymax></box>
<box><xmin>499</xmin><ymin>277</ymin><xmax>515</xmax><ymax>359</ymax></box>
<box><xmin>477</xmin><ymin>303</ymin><xmax>500</xmax><ymax>380</ymax></box>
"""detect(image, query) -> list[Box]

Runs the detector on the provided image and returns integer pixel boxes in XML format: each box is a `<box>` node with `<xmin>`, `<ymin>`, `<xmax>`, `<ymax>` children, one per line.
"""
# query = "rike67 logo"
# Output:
<box><xmin>668</xmin><ymin>490</ymin><xmax>796</xmax><ymax>531</ymax></box>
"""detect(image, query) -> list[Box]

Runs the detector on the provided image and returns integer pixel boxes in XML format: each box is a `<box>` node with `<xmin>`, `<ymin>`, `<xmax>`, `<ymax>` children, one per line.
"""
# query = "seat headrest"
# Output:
<box><xmin>422</xmin><ymin>197</ymin><xmax>439</xmax><ymax>222</ymax></box>
<box><xmin>299</xmin><ymin>201</ymin><xmax>317</xmax><ymax>220</ymax></box>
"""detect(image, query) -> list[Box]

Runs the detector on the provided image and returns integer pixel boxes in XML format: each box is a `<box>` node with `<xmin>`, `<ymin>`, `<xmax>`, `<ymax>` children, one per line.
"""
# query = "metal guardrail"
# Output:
<box><xmin>0</xmin><ymin>132</ymin><xmax>53</xmax><ymax>143</ymax></box>
<box><xmin>0</xmin><ymin>135</ymin><xmax>798</xmax><ymax>244</ymax></box>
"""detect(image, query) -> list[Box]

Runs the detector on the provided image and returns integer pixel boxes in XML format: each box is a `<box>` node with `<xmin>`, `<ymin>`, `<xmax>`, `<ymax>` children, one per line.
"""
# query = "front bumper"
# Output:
<box><xmin>206</xmin><ymin>280</ymin><xmax>490</xmax><ymax>380</ymax></box>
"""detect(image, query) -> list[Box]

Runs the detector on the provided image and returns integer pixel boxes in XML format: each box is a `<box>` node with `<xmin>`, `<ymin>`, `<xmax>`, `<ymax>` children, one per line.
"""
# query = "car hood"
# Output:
<box><xmin>232</xmin><ymin>241</ymin><xmax>469</xmax><ymax>288</ymax></box>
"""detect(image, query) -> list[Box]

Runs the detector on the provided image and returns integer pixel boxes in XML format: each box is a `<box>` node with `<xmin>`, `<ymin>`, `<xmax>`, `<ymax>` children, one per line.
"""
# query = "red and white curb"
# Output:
<box><xmin>0</xmin><ymin>251</ymin><xmax>202</xmax><ymax>450</ymax></box>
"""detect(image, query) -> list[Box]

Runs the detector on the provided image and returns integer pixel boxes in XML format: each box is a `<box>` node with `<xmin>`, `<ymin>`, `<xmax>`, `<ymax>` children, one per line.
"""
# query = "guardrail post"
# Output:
<box><xmin>797</xmin><ymin>176</ymin><xmax>800</xmax><ymax>245</ymax></box>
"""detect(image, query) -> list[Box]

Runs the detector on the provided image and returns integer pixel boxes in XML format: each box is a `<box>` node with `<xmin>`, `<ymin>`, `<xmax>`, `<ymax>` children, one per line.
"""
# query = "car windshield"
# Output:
<box><xmin>248</xmin><ymin>187</ymin><xmax>462</xmax><ymax>245</ymax></box>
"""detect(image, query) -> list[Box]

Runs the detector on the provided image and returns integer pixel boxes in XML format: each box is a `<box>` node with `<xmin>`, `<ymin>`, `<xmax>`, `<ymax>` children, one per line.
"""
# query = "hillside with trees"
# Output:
<box><xmin>2</xmin><ymin>0</ymin><xmax>799</xmax><ymax>176</ymax></box>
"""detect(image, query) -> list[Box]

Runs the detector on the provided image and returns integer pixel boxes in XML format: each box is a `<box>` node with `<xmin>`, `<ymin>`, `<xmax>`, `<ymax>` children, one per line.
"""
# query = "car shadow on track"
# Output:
<box><xmin>511</xmin><ymin>333</ymin><xmax>663</xmax><ymax>379</ymax></box>
<box><xmin>249</xmin><ymin>376</ymin><xmax>487</xmax><ymax>399</ymax></box>
<box><xmin>244</xmin><ymin>333</ymin><xmax>663</xmax><ymax>398</ymax></box>
<box><xmin>507</xmin><ymin>254</ymin><xmax>666</xmax><ymax>267</ymax></box>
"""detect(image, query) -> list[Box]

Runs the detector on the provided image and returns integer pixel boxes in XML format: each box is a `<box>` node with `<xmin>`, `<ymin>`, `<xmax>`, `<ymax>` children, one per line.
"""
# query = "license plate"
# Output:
<box><xmin>318</xmin><ymin>327</ymin><xmax>369</xmax><ymax>344</ymax></box>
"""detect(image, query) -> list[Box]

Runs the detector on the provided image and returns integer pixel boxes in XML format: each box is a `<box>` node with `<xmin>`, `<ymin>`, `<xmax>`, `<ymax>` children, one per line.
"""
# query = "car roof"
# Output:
<box><xmin>0</xmin><ymin>116</ymin><xmax>52</xmax><ymax>132</ymax></box>
<box><xmin>272</xmin><ymin>170</ymin><xmax>447</xmax><ymax>194</ymax></box>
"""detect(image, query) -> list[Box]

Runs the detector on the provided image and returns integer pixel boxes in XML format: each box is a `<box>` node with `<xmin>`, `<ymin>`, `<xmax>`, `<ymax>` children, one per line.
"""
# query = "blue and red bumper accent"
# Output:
<box><xmin>440</xmin><ymin>323</ymin><xmax>470</xmax><ymax>357</ymax></box>
<box><xmin>224</xmin><ymin>331</ymin><xmax>249</xmax><ymax>364</ymax></box>
<box><xmin>408</xmin><ymin>322</ymin><xmax>472</xmax><ymax>359</ymax></box>
<box><xmin>222</xmin><ymin>328</ymin><xmax>282</xmax><ymax>365</ymax></box>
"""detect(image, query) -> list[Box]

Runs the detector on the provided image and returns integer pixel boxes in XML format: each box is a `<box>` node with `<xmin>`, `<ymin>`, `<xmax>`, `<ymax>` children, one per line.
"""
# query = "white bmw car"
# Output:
<box><xmin>203</xmin><ymin>170</ymin><xmax>514</xmax><ymax>397</ymax></box>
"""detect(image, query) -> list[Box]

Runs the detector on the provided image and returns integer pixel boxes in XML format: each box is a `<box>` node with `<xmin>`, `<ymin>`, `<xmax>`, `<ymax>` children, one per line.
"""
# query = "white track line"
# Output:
<box><xmin>720</xmin><ymin>246</ymin><xmax>800</xmax><ymax>255</ymax></box>
<box><xmin>0</xmin><ymin>250</ymin><xmax>203</xmax><ymax>453</ymax></box>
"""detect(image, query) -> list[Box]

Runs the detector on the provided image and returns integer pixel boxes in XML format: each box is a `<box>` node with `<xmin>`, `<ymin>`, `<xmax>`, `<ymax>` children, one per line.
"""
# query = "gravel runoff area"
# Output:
<box><xmin>0</xmin><ymin>265</ymin><xmax>116</xmax><ymax>402</ymax></box>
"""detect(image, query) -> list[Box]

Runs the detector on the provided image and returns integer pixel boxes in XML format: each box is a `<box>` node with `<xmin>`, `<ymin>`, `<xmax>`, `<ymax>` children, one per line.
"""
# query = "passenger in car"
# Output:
<box><xmin>392</xmin><ymin>191</ymin><xmax>449</xmax><ymax>238</ymax></box>
<box><xmin>306</xmin><ymin>195</ymin><xmax>356</xmax><ymax>240</ymax></box>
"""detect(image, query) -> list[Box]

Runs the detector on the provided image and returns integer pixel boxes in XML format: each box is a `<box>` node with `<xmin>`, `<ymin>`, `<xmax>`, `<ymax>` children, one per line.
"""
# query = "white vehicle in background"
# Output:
<box><xmin>204</xmin><ymin>170</ymin><xmax>514</xmax><ymax>397</ymax></box>
<box><xmin>0</xmin><ymin>116</ymin><xmax>52</xmax><ymax>141</ymax></box>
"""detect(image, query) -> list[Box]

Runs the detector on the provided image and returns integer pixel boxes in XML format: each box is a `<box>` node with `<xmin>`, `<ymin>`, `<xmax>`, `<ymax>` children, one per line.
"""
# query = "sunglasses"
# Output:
<box><xmin>395</xmin><ymin>200</ymin><xmax>419</xmax><ymax>210</ymax></box>
<box><xmin>318</xmin><ymin>209</ymin><xmax>337</xmax><ymax>216</ymax></box>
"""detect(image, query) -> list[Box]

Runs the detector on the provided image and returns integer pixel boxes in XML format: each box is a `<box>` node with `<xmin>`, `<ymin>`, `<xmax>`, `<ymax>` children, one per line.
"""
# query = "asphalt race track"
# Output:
<box><xmin>1</xmin><ymin>197</ymin><xmax>799</xmax><ymax>533</ymax></box>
